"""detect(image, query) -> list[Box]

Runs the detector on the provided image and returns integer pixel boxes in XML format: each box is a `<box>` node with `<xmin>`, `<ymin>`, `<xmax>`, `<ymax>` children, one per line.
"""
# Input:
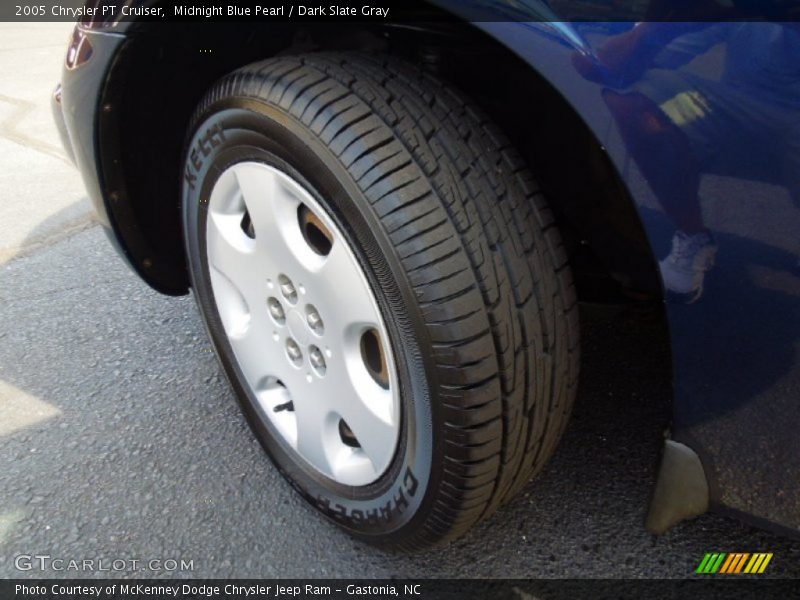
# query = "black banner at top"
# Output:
<box><xmin>5</xmin><ymin>0</ymin><xmax>800</xmax><ymax>23</ymax></box>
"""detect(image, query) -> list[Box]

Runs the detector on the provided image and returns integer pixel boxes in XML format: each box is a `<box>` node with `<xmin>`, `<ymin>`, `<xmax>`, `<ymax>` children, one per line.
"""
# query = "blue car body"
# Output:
<box><xmin>54</xmin><ymin>0</ymin><xmax>800</xmax><ymax>536</ymax></box>
<box><xmin>460</xmin><ymin>14</ymin><xmax>800</xmax><ymax>534</ymax></box>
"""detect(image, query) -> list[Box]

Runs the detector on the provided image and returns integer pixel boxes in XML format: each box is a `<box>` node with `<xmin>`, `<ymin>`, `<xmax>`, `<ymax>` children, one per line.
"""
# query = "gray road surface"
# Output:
<box><xmin>0</xmin><ymin>24</ymin><xmax>798</xmax><ymax>580</ymax></box>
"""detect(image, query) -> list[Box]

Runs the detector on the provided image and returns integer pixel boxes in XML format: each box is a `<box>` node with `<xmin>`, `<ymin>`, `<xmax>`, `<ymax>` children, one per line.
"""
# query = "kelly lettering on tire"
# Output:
<box><xmin>184</xmin><ymin>122</ymin><xmax>226</xmax><ymax>190</ymax></box>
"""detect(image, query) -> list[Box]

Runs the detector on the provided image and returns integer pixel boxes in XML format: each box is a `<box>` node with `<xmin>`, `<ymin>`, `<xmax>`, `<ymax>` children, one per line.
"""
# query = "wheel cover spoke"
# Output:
<box><xmin>226</xmin><ymin>312</ymin><xmax>281</xmax><ymax>386</ymax></box>
<box><xmin>319</xmin><ymin>241</ymin><xmax>382</xmax><ymax>335</ymax></box>
<box><xmin>206</xmin><ymin>161</ymin><xmax>400</xmax><ymax>486</ymax></box>
<box><xmin>207</xmin><ymin>170</ymin><xmax>258</xmax><ymax>337</ymax></box>
<box><xmin>292</xmin><ymin>392</ymin><xmax>334</xmax><ymax>476</ymax></box>
<box><xmin>331</xmin><ymin>363</ymin><xmax>397</xmax><ymax>474</ymax></box>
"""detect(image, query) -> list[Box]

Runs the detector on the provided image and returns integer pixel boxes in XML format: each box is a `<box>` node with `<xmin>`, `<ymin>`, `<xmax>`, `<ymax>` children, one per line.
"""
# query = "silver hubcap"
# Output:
<box><xmin>206</xmin><ymin>162</ymin><xmax>400</xmax><ymax>486</ymax></box>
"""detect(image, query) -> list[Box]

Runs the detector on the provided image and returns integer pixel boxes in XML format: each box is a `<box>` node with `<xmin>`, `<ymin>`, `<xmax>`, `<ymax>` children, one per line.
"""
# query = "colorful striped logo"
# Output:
<box><xmin>696</xmin><ymin>552</ymin><xmax>773</xmax><ymax>574</ymax></box>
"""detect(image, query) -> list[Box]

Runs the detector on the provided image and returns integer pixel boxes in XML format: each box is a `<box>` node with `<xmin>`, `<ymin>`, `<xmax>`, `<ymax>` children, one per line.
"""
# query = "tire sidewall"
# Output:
<box><xmin>182</xmin><ymin>99</ymin><xmax>442</xmax><ymax>543</ymax></box>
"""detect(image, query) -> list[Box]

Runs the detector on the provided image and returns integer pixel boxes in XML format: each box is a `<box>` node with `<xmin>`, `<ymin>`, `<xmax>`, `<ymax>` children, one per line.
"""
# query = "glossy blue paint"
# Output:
<box><xmin>439</xmin><ymin>7</ymin><xmax>800</xmax><ymax>531</ymax></box>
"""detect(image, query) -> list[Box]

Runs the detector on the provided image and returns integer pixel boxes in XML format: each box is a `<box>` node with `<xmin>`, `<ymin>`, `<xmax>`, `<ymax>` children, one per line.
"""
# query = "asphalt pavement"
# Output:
<box><xmin>0</xmin><ymin>24</ymin><xmax>798</xmax><ymax>580</ymax></box>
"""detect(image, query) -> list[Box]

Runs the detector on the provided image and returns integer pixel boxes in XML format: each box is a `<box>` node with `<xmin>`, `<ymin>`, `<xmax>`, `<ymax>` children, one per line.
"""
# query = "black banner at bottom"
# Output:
<box><xmin>2</xmin><ymin>579</ymin><xmax>799</xmax><ymax>600</ymax></box>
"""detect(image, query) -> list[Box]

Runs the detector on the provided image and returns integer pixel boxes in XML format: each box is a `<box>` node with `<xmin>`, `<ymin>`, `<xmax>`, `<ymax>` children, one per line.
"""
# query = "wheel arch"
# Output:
<box><xmin>97</xmin><ymin>8</ymin><xmax>664</xmax><ymax>301</ymax></box>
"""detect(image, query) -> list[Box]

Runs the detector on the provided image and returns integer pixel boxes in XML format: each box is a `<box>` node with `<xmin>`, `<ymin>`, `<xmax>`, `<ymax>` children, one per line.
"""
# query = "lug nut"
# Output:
<box><xmin>286</xmin><ymin>338</ymin><xmax>302</xmax><ymax>364</ymax></box>
<box><xmin>278</xmin><ymin>274</ymin><xmax>297</xmax><ymax>304</ymax></box>
<box><xmin>267</xmin><ymin>297</ymin><xmax>285</xmax><ymax>324</ymax></box>
<box><xmin>280</xmin><ymin>281</ymin><xmax>296</xmax><ymax>299</ymax></box>
<box><xmin>306</xmin><ymin>305</ymin><xmax>324</xmax><ymax>334</ymax></box>
<box><xmin>309</xmin><ymin>345</ymin><xmax>326</xmax><ymax>375</ymax></box>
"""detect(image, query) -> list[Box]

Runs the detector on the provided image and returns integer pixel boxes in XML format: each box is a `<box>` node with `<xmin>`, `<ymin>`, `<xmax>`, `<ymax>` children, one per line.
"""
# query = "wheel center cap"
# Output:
<box><xmin>287</xmin><ymin>309</ymin><xmax>310</xmax><ymax>346</ymax></box>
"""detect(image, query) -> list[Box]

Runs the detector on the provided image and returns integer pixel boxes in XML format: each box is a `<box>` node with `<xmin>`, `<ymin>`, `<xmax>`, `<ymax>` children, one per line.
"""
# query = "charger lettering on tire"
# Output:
<box><xmin>315</xmin><ymin>467</ymin><xmax>419</xmax><ymax>525</ymax></box>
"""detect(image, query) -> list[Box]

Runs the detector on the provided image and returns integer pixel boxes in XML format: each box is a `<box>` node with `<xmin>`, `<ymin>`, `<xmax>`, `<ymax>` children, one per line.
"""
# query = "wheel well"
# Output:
<box><xmin>102</xmin><ymin>16</ymin><xmax>662</xmax><ymax>301</ymax></box>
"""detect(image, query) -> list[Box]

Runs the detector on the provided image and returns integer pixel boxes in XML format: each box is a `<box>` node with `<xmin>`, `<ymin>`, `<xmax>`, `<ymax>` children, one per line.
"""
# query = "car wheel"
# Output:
<box><xmin>182</xmin><ymin>53</ymin><xmax>579</xmax><ymax>549</ymax></box>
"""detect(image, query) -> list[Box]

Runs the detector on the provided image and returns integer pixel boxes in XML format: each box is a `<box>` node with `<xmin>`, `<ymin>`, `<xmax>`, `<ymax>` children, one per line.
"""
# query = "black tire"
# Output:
<box><xmin>182</xmin><ymin>52</ymin><xmax>579</xmax><ymax>550</ymax></box>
